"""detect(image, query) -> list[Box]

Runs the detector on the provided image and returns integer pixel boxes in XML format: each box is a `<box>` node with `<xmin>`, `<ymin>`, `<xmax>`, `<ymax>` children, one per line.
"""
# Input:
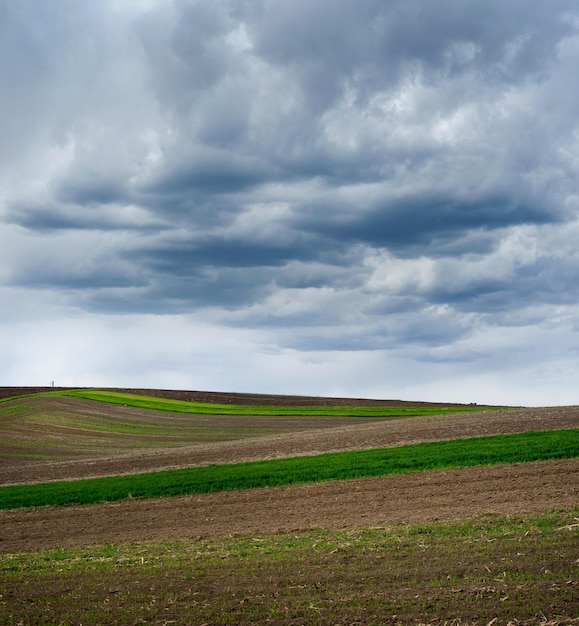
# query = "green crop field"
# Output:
<box><xmin>1</xmin><ymin>387</ymin><xmax>577</xmax><ymax>624</ymax></box>
<box><xmin>52</xmin><ymin>388</ymin><xmax>504</xmax><ymax>417</ymax></box>
<box><xmin>1</xmin><ymin>428</ymin><xmax>577</xmax><ymax>510</ymax></box>
<box><xmin>0</xmin><ymin>390</ymin><xmax>513</xmax><ymax>467</ymax></box>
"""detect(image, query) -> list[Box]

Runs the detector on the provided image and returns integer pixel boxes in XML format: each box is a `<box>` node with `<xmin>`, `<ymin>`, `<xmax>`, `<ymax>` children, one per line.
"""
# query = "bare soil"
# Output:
<box><xmin>1</xmin><ymin>459</ymin><xmax>577</xmax><ymax>553</ymax></box>
<box><xmin>0</xmin><ymin>386</ymin><xmax>478</xmax><ymax>406</ymax></box>
<box><xmin>0</xmin><ymin>394</ymin><xmax>408</xmax><ymax>476</ymax></box>
<box><xmin>0</xmin><ymin>388</ymin><xmax>577</xmax><ymax>554</ymax></box>
<box><xmin>1</xmin><ymin>403</ymin><xmax>577</xmax><ymax>485</ymax></box>
<box><xmin>1</xmin><ymin>389</ymin><xmax>578</xmax><ymax>624</ymax></box>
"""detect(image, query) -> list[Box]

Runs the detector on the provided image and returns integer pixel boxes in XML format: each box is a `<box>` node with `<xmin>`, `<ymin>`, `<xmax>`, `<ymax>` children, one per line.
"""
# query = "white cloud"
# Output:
<box><xmin>1</xmin><ymin>0</ymin><xmax>579</xmax><ymax>405</ymax></box>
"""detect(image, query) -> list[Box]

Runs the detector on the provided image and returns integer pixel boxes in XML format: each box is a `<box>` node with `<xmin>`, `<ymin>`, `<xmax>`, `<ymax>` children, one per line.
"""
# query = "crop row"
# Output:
<box><xmin>52</xmin><ymin>389</ymin><xmax>505</xmax><ymax>417</ymax></box>
<box><xmin>1</xmin><ymin>428</ymin><xmax>577</xmax><ymax>510</ymax></box>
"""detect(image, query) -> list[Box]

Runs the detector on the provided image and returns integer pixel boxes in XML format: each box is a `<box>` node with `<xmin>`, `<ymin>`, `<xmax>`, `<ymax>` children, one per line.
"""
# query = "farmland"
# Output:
<box><xmin>0</xmin><ymin>387</ymin><xmax>578</xmax><ymax>624</ymax></box>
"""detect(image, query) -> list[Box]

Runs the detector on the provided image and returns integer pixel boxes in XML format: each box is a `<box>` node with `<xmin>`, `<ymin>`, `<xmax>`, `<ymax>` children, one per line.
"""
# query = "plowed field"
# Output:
<box><xmin>1</xmin><ymin>389</ymin><xmax>578</xmax><ymax>624</ymax></box>
<box><xmin>1</xmin><ymin>459</ymin><xmax>577</xmax><ymax>554</ymax></box>
<box><xmin>0</xmin><ymin>389</ymin><xmax>577</xmax><ymax>551</ymax></box>
<box><xmin>0</xmin><ymin>397</ymin><xmax>577</xmax><ymax>486</ymax></box>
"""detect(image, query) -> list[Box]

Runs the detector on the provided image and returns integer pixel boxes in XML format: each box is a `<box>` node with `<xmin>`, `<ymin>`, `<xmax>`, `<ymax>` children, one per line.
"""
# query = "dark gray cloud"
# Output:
<box><xmin>295</xmin><ymin>191</ymin><xmax>560</xmax><ymax>251</ymax></box>
<box><xmin>250</xmin><ymin>0</ymin><xmax>576</xmax><ymax>96</ymax></box>
<box><xmin>1</xmin><ymin>0</ymin><xmax>579</xmax><ymax>403</ymax></box>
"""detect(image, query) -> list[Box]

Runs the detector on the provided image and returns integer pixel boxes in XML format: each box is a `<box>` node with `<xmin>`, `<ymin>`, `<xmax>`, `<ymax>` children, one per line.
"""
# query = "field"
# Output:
<box><xmin>0</xmin><ymin>387</ymin><xmax>578</xmax><ymax>624</ymax></box>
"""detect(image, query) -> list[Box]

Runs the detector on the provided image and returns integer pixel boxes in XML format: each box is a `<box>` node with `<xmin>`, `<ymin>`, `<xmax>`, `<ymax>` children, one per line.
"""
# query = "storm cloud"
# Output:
<box><xmin>1</xmin><ymin>0</ymin><xmax>579</xmax><ymax>404</ymax></box>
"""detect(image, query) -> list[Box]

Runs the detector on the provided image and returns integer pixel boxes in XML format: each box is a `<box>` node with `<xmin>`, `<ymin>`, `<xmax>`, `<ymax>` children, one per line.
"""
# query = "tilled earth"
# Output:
<box><xmin>0</xmin><ymin>386</ymin><xmax>474</xmax><ymax>406</ymax></box>
<box><xmin>1</xmin><ymin>458</ymin><xmax>577</xmax><ymax>554</ymax></box>
<box><xmin>1</xmin><ymin>404</ymin><xmax>577</xmax><ymax>485</ymax></box>
<box><xmin>0</xmin><ymin>393</ymin><xmax>577</xmax><ymax>553</ymax></box>
<box><xmin>1</xmin><ymin>390</ymin><xmax>578</xmax><ymax>624</ymax></box>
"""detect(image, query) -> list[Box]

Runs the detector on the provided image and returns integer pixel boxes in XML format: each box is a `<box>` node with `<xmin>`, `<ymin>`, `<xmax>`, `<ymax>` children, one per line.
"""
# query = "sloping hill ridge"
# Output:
<box><xmin>1</xmin><ymin>390</ymin><xmax>577</xmax><ymax>485</ymax></box>
<box><xmin>0</xmin><ymin>386</ymin><xmax>478</xmax><ymax>407</ymax></box>
<box><xmin>1</xmin><ymin>387</ymin><xmax>577</xmax><ymax>557</ymax></box>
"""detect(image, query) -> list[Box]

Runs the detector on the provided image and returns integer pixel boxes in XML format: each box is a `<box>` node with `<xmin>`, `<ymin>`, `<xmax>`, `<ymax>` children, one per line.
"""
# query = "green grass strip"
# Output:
<box><xmin>53</xmin><ymin>389</ymin><xmax>504</xmax><ymax>417</ymax></box>
<box><xmin>1</xmin><ymin>429</ymin><xmax>576</xmax><ymax>510</ymax></box>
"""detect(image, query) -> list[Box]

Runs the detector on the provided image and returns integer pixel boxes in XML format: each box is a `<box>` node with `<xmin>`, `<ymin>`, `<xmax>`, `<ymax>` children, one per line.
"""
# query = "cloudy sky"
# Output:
<box><xmin>1</xmin><ymin>0</ymin><xmax>579</xmax><ymax>405</ymax></box>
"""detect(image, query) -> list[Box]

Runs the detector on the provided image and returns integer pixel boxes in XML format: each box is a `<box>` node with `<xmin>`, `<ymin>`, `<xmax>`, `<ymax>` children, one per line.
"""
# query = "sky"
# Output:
<box><xmin>1</xmin><ymin>0</ymin><xmax>579</xmax><ymax>406</ymax></box>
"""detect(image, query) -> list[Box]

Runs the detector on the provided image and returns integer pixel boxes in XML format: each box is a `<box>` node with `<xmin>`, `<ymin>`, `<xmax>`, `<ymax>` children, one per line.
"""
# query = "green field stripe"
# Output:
<box><xmin>54</xmin><ymin>389</ymin><xmax>504</xmax><ymax>417</ymax></box>
<box><xmin>0</xmin><ymin>429</ymin><xmax>577</xmax><ymax>510</ymax></box>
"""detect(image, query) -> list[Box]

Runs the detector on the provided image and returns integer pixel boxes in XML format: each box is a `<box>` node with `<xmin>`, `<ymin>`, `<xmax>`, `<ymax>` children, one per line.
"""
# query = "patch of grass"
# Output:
<box><xmin>1</xmin><ymin>509</ymin><xmax>578</xmax><ymax>625</ymax></box>
<box><xmin>54</xmin><ymin>388</ymin><xmax>505</xmax><ymax>417</ymax></box>
<box><xmin>1</xmin><ymin>429</ymin><xmax>577</xmax><ymax>509</ymax></box>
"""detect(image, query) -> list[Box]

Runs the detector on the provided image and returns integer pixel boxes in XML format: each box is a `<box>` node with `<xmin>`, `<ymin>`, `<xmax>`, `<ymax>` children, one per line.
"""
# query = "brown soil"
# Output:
<box><xmin>1</xmin><ymin>388</ymin><xmax>577</xmax><ymax>555</ymax></box>
<box><xmin>1</xmin><ymin>459</ymin><xmax>577</xmax><ymax>554</ymax></box>
<box><xmin>1</xmin><ymin>404</ymin><xmax>577</xmax><ymax>485</ymax></box>
<box><xmin>0</xmin><ymin>386</ymin><xmax>477</xmax><ymax>406</ymax></box>
<box><xmin>0</xmin><ymin>394</ymin><xmax>406</xmax><ymax>475</ymax></box>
